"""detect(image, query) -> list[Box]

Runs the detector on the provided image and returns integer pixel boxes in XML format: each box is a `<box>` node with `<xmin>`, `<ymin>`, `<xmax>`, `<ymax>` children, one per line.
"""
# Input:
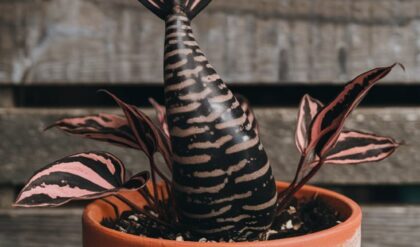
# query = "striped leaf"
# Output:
<box><xmin>47</xmin><ymin>113</ymin><xmax>139</xmax><ymax>149</ymax></box>
<box><xmin>294</xmin><ymin>96</ymin><xmax>400</xmax><ymax>165</ymax></box>
<box><xmin>323</xmin><ymin>130</ymin><xmax>400</xmax><ymax>165</ymax></box>
<box><xmin>295</xmin><ymin>94</ymin><xmax>323</xmax><ymax>153</ymax></box>
<box><xmin>103</xmin><ymin>91</ymin><xmax>173</xmax><ymax>173</ymax></box>
<box><xmin>149</xmin><ymin>98</ymin><xmax>169</xmax><ymax>137</ymax></box>
<box><xmin>307</xmin><ymin>64</ymin><xmax>403</xmax><ymax>157</ymax></box>
<box><xmin>14</xmin><ymin>152</ymin><xmax>149</xmax><ymax>207</ymax></box>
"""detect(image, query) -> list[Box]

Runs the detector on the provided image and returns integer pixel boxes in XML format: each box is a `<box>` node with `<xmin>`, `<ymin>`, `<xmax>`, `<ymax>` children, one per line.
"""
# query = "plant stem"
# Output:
<box><xmin>278</xmin><ymin>154</ymin><xmax>306</xmax><ymax>200</ymax></box>
<box><xmin>276</xmin><ymin>158</ymin><xmax>325</xmax><ymax>214</ymax></box>
<box><xmin>137</xmin><ymin>188</ymin><xmax>155</xmax><ymax>209</ymax></box>
<box><xmin>149</xmin><ymin>158</ymin><xmax>162</xmax><ymax>216</ymax></box>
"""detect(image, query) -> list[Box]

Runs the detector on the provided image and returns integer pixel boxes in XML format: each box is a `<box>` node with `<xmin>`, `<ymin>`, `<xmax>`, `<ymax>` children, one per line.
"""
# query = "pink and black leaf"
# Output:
<box><xmin>47</xmin><ymin>113</ymin><xmax>139</xmax><ymax>149</ymax></box>
<box><xmin>294</xmin><ymin>94</ymin><xmax>400</xmax><ymax>166</ymax></box>
<box><xmin>307</xmin><ymin>64</ymin><xmax>403</xmax><ymax>157</ymax></box>
<box><xmin>322</xmin><ymin>130</ymin><xmax>400</xmax><ymax>165</ymax></box>
<box><xmin>295</xmin><ymin>94</ymin><xmax>323</xmax><ymax>154</ymax></box>
<box><xmin>103</xmin><ymin>90</ymin><xmax>172</xmax><ymax>170</ymax></box>
<box><xmin>14</xmin><ymin>152</ymin><xmax>149</xmax><ymax>207</ymax></box>
<box><xmin>149</xmin><ymin>98</ymin><xmax>170</xmax><ymax>137</ymax></box>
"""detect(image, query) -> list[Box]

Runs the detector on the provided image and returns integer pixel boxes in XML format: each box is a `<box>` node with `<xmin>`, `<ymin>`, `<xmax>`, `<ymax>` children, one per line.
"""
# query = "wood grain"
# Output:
<box><xmin>0</xmin><ymin>0</ymin><xmax>415</xmax><ymax>84</ymax></box>
<box><xmin>1</xmin><ymin>205</ymin><xmax>419</xmax><ymax>246</ymax></box>
<box><xmin>0</xmin><ymin>107</ymin><xmax>418</xmax><ymax>185</ymax></box>
<box><xmin>0</xmin><ymin>209</ymin><xmax>83</xmax><ymax>247</ymax></box>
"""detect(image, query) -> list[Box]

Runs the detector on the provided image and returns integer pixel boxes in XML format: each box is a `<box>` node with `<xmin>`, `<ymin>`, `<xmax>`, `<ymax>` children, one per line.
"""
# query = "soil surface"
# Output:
<box><xmin>102</xmin><ymin>196</ymin><xmax>341</xmax><ymax>242</ymax></box>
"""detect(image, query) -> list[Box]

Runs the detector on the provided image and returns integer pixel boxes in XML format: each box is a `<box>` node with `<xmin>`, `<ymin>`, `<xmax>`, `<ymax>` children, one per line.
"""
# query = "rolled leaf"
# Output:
<box><xmin>323</xmin><ymin>130</ymin><xmax>400</xmax><ymax>165</ymax></box>
<box><xmin>47</xmin><ymin>113</ymin><xmax>139</xmax><ymax>149</ymax></box>
<box><xmin>14</xmin><ymin>152</ymin><xmax>149</xmax><ymax>207</ymax></box>
<box><xmin>149</xmin><ymin>98</ymin><xmax>170</xmax><ymax>137</ymax></box>
<box><xmin>295</xmin><ymin>94</ymin><xmax>323</xmax><ymax>153</ymax></box>
<box><xmin>123</xmin><ymin>171</ymin><xmax>150</xmax><ymax>189</ymax></box>
<box><xmin>307</xmin><ymin>63</ymin><xmax>403</xmax><ymax>157</ymax></box>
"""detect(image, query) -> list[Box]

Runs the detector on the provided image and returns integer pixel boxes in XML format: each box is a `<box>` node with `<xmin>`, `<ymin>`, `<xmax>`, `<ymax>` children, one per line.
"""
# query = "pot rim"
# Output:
<box><xmin>83</xmin><ymin>181</ymin><xmax>362</xmax><ymax>246</ymax></box>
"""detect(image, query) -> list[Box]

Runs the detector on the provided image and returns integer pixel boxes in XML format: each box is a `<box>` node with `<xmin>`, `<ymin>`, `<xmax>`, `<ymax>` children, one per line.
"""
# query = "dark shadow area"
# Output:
<box><xmin>320</xmin><ymin>184</ymin><xmax>420</xmax><ymax>204</ymax></box>
<box><xmin>5</xmin><ymin>83</ymin><xmax>420</xmax><ymax>108</ymax></box>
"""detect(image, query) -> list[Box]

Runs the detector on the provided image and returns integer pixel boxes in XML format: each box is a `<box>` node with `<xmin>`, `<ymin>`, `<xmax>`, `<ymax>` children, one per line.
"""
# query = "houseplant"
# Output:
<box><xmin>14</xmin><ymin>0</ymin><xmax>402</xmax><ymax>246</ymax></box>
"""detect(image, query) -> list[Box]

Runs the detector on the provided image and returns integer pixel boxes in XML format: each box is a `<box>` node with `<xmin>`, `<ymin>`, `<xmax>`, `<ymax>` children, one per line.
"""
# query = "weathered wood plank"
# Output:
<box><xmin>0</xmin><ymin>0</ymin><xmax>416</xmax><ymax>84</ymax></box>
<box><xmin>0</xmin><ymin>209</ymin><xmax>83</xmax><ymax>247</ymax></box>
<box><xmin>362</xmin><ymin>206</ymin><xmax>420</xmax><ymax>247</ymax></box>
<box><xmin>1</xmin><ymin>205</ymin><xmax>419</xmax><ymax>246</ymax></box>
<box><xmin>0</xmin><ymin>107</ymin><xmax>418</xmax><ymax>185</ymax></box>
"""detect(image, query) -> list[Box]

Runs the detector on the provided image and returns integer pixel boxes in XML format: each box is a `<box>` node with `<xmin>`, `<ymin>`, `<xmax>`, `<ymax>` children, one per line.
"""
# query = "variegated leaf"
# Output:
<box><xmin>47</xmin><ymin>113</ymin><xmax>139</xmax><ymax>149</ymax></box>
<box><xmin>149</xmin><ymin>98</ymin><xmax>169</xmax><ymax>137</ymax></box>
<box><xmin>323</xmin><ymin>130</ymin><xmax>400</xmax><ymax>165</ymax></box>
<box><xmin>307</xmin><ymin>64</ymin><xmax>403</xmax><ymax>157</ymax></box>
<box><xmin>14</xmin><ymin>152</ymin><xmax>149</xmax><ymax>207</ymax></box>
<box><xmin>103</xmin><ymin>91</ymin><xmax>172</xmax><ymax>171</ymax></box>
<box><xmin>295</xmin><ymin>94</ymin><xmax>323</xmax><ymax>153</ymax></box>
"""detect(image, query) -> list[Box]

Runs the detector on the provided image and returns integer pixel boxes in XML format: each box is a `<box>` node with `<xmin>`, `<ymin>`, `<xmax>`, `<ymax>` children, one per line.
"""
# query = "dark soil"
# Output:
<box><xmin>102</xmin><ymin>196</ymin><xmax>341</xmax><ymax>242</ymax></box>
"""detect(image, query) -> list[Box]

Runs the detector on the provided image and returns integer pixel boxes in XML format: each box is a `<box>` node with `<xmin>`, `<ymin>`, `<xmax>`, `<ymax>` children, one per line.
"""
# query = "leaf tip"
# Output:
<box><xmin>43</xmin><ymin>122</ymin><xmax>57</xmax><ymax>132</ymax></box>
<box><xmin>148</xmin><ymin>97</ymin><xmax>159</xmax><ymax>107</ymax></box>
<box><xmin>392</xmin><ymin>62</ymin><xmax>405</xmax><ymax>72</ymax></box>
<box><xmin>96</xmin><ymin>89</ymin><xmax>110</xmax><ymax>95</ymax></box>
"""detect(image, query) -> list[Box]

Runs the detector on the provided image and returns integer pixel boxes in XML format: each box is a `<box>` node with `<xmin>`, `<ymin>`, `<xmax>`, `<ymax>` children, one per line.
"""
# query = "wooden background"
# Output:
<box><xmin>1</xmin><ymin>0</ymin><xmax>420</xmax><ymax>246</ymax></box>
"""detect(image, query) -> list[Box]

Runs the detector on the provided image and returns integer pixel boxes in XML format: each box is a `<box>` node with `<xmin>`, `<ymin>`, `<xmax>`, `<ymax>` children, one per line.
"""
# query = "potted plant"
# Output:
<box><xmin>14</xmin><ymin>0</ymin><xmax>402</xmax><ymax>246</ymax></box>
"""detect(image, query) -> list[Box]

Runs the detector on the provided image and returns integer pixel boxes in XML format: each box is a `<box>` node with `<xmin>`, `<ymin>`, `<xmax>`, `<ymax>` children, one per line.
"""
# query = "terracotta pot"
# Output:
<box><xmin>83</xmin><ymin>182</ymin><xmax>362</xmax><ymax>247</ymax></box>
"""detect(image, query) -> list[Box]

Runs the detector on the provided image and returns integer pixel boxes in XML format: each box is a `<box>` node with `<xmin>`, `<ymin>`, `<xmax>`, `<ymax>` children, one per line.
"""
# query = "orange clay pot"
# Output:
<box><xmin>83</xmin><ymin>182</ymin><xmax>362</xmax><ymax>247</ymax></box>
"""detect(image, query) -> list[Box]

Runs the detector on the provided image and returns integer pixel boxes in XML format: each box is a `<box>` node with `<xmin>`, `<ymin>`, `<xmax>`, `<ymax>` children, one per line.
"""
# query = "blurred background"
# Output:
<box><xmin>1</xmin><ymin>0</ymin><xmax>420</xmax><ymax>246</ymax></box>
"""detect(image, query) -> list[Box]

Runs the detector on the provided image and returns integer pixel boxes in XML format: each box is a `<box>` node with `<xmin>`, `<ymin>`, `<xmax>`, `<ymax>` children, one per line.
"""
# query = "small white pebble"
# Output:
<box><xmin>199</xmin><ymin>238</ymin><xmax>207</xmax><ymax>242</ymax></box>
<box><xmin>149</xmin><ymin>211</ymin><xmax>159</xmax><ymax>217</ymax></box>
<box><xmin>293</xmin><ymin>222</ymin><xmax>302</xmax><ymax>230</ymax></box>
<box><xmin>265</xmin><ymin>229</ymin><xmax>278</xmax><ymax>240</ymax></box>
<box><xmin>176</xmin><ymin>235</ymin><xmax>184</xmax><ymax>241</ymax></box>
<box><xmin>286</xmin><ymin>220</ymin><xmax>293</xmax><ymax>229</ymax></box>
<box><xmin>117</xmin><ymin>226</ymin><xmax>127</xmax><ymax>233</ymax></box>
<box><xmin>287</xmin><ymin>206</ymin><xmax>296</xmax><ymax>214</ymax></box>
<box><xmin>128</xmin><ymin>215</ymin><xmax>138</xmax><ymax>221</ymax></box>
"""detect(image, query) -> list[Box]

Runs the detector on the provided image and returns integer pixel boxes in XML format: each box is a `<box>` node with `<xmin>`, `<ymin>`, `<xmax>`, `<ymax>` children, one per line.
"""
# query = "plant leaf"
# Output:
<box><xmin>148</xmin><ymin>98</ymin><xmax>170</xmax><ymax>137</ymax></box>
<box><xmin>123</xmin><ymin>171</ymin><xmax>151</xmax><ymax>189</ymax></box>
<box><xmin>323</xmin><ymin>130</ymin><xmax>400</xmax><ymax>165</ymax></box>
<box><xmin>307</xmin><ymin>64</ymin><xmax>403</xmax><ymax>157</ymax></box>
<box><xmin>47</xmin><ymin>113</ymin><xmax>139</xmax><ymax>149</ymax></box>
<box><xmin>102</xmin><ymin>90</ymin><xmax>172</xmax><ymax>171</ymax></box>
<box><xmin>295</xmin><ymin>94</ymin><xmax>324</xmax><ymax>153</ymax></box>
<box><xmin>14</xmin><ymin>152</ymin><xmax>149</xmax><ymax>207</ymax></box>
